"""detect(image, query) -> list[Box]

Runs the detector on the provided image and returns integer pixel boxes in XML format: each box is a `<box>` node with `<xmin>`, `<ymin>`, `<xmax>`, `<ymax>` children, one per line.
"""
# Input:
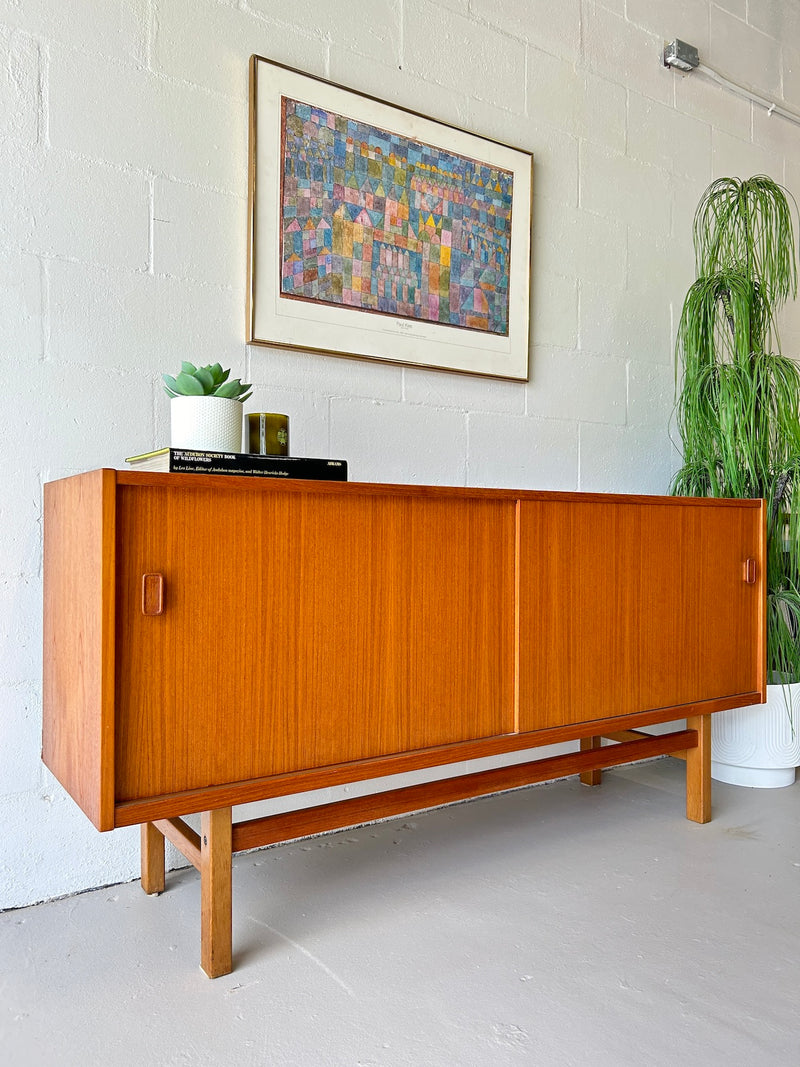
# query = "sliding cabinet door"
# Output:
<box><xmin>518</xmin><ymin>499</ymin><xmax>764</xmax><ymax>731</ymax></box>
<box><xmin>114</xmin><ymin>484</ymin><xmax>517</xmax><ymax>801</ymax></box>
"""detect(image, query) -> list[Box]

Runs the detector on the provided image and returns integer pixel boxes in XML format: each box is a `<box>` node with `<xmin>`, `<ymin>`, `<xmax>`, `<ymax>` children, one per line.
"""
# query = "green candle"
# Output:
<box><xmin>247</xmin><ymin>412</ymin><xmax>289</xmax><ymax>456</ymax></box>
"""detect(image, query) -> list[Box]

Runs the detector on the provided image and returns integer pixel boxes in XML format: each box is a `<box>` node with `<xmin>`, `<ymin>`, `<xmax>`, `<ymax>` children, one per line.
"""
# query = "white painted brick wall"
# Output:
<box><xmin>48</xmin><ymin>48</ymin><xmax>247</xmax><ymax>192</ymax></box>
<box><xmin>579</xmin><ymin>72</ymin><xmax>628</xmax><ymax>153</ymax></box>
<box><xmin>0</xmin><ymin>684</ymin><xmax>42</xmax><ymax>796</ymax></box>
<box><xmin>535</xmin><ymin>206</ymin><xmax>628</xmax><ymax>290</ymax></box>
<box><xmin>468</xmin><ymin>412</ymin><xmax>578</xmax><ymax>489</ymax></box>
<box><xmin>784</xmin><ymin>44</ymin><xmax>800</xmax><ymax>110</ymax></box>
<box><xmin>469</xmin><ymin>0</ymin><xmax>582</xmax><ymax>61</ymax></box>
<box><xmin>246</xmin><ymin>0</ymin><xmax>400</xmax><ymax>55</ymax></box>
<box><xmin>327</xmin><ymin>49</ymin><xmax>470</xmax><ymax>132</ymax></box>
<box><xmin>714</xmin><ymin>0</ymin><xmax>746</xmax><ymax>18</ymax></box>
<box><xmin>583</xmin><ymin>2</ymin><xmax>673</xmax><ymax>105</ymax></box>
<box><xmin>48</xmin><ymin>261</ymin><xmax>245</xmax><ymax>376</ymax></box>
<box><xmin>526</xmin><ymin>348</ymin><xmax>627</xmax><ymax>426</ymax></box>
<box><xmin>152</xmin><ymin>178</ymin><xmax>246</xmax><ymax>287</ymax></box>
<box><xmin>404</xmin><ymin>2</ymin><xmax>527</xmax><ymax>111</ymax></box>
<box><xmin>580</xmin><ymin>143</ymin><xmax>673</xmax><ymax>231</ymax></box>
<box><xmin>0</xmin><ymin>469</ymin><xmax>43</xmax><ymax>578</ymax></box>
<box><xmin>3</xmin><ymin>0</ymin><xmax>800</xmax><ymax>909</ymax></box>
<box><xmin>152</xmin><ymin>0</ymin><xmax>328</xmax><ymax>98</ymax></box>
<box><xmin>711</xmin><ymin>127</ymin><xmax>783</xmax><ymax>181</ymax></box>
<box><xmin>0</xmin><ymin>0</ymin><xmax>148</xmax><ymax>62</ymax></box>
<box><xmin>0</xmin><ymin>26</ymin><xmax>40</xmax><ymax>145</ymax></box>
<box><xmin>673</xmin><ymin>67</ymin><xmax>752</xmax><ymax>139</ymax></box>
<box><xmin>0</xmin><ymin>251</ymin><xmax>42</xmax><ymax>357</ymax></box>
<box><xmin>626</xmin><ymin>0</ymin><xmax>711</xmax><ymax>56</ymax></box>
<box><xmin>626</xmin><ymin>94</ymin><xmax>712</xmax><ymax>183</ymax></box>
<box><xmin>246</xmin><ymin>345</ymin><xmax>404</xmax><ymax>403</ymax></box>
<box><xmin>0</xmin><ymin>146</ymin><xmax>151</xmax><ymax>267</ymax></box>
<box><xmin>752</xmin><ymin>108</ymin><xmax>800</xmax><ymax>158</ymax></box>
<box><xmin>330</xmin><ymin>397</ymin><xmax>468</xmax><ymax>485</ymax></box>
<box><xmin>580</xmin><ymin>279</ymin><xmax>672</xmax><ymax>363</ymax></box>
<box><xmin>532</xmin><ymin>272</ymin><xmax>579</xmax><ymax>349</ymax></box>
<box><xmin>579</xmin><ymin>419</ymin><xmax>675</xmax><ymax>493</ymax></box>
<box><xmin>517</xmin><ymin>119</ymin><xmax>579</xmax><ymax>207</ymax></box>
<box><xmin>402</xmin><ymin>366</ymin><xmax>525</xmax><ymax>415</ymax></box>
<box><xmin>747</xmin><ymin>0</ymin><xmax>800</xmax><ymax>42</ymax></box>
<box><xmin>708</xmin><ymin>5</ymin><xmax>783</xmax><ymax>99</ymax></box>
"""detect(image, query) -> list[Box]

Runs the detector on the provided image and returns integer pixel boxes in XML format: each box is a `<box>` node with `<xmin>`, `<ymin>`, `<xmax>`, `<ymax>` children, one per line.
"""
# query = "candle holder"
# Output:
<box><xmin>247</xmin><ymin>412</ymin><xmax>289</xmax><ymax>456</ymax></box>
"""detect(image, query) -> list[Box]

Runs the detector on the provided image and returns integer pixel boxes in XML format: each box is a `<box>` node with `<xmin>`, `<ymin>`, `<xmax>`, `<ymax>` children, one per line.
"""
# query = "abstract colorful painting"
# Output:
<box><xmin>248</xmin><ymin>57</ymin><xmax>532</xmax><ymax>379</ymax></box>
<box><xmin>280</xmin><ymin>98</ymin><xmax>514</xmax><ymax>336</ymax></box>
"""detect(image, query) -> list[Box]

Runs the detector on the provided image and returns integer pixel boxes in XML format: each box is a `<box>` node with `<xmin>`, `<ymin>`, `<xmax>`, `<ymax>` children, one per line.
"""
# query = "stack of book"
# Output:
<box><xmin>124</xmin><ymin>448</ymin><xmax>348</xmax><ymax>481</ymax></box>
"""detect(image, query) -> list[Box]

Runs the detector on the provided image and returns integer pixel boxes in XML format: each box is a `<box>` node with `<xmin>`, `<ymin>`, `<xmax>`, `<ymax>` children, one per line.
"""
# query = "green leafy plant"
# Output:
<box><xmin>163</xmin><ymin>362</ymin><xmax>252</xmax><ymax>403</ymax></box>
<box><xmin>671</xmin><ymin>175</ymin><xmax>800</xmax><ymax>683</ymax></box>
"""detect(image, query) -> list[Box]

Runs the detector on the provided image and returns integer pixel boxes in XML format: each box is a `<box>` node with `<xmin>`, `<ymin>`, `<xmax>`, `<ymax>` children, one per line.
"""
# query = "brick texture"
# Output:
<box><xmin>3</xmin><ymin>0</ymin><xmax>800</xmax><ymax>909</ymax></box>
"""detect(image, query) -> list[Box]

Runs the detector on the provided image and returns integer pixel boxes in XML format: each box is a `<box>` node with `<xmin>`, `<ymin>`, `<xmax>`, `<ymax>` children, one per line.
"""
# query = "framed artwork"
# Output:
<box><xmin>247</xmin><ymin>56</ymin><xmax>533</xmax><ymax>381</ymax></box>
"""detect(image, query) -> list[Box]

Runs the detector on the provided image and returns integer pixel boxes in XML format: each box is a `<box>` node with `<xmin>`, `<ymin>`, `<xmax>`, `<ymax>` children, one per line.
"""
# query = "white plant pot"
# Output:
<box><xmin>170</xmin><ymin>395</ymin><xmax>243</xmax><ymax>452</ymax></box>
<box><xmin>711</xmin><ymin>682</ymin><xmax>800</xmax><ymax>788</ymax></box>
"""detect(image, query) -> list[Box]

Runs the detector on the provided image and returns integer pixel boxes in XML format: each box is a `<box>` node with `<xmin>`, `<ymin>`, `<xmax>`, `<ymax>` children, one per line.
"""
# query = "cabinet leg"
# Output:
<box><xmin>580</xmin><ymin>736</ymin><xmax>603</xmax><ymax>786</ymax></box>
<box><xmin>200</xmin><ymin>807</ymin><xmax>233</xmax><ymax>978</ymax></box>
<box><xmin>141</xmin><ymin>822</ymin><xmax>165</xmax><ymax>895</ymax></box>
<box><xmin>686</xmin><ymin>714</ymin><xmax>711</xmax><ymax>824</ymax></box>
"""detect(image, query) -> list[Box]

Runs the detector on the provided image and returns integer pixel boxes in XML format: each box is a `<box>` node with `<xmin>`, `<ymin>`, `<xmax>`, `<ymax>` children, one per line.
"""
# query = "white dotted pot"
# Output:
<box><xmin>170</xmin><ymin>396</ymin><xmax>243</xmax><ymax>452</ymax></box>
<box><xmin>711</xmin><ymin>682</ymin><xmax>800</xmax><ymax>788</ymax></box>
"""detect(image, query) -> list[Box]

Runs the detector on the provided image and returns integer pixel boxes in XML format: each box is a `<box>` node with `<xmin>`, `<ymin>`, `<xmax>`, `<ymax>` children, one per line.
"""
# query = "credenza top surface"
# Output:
<box><xmin>60</xmin><ymin>467</ymin><xmax>765</xmax><ymax>509</ymax></box>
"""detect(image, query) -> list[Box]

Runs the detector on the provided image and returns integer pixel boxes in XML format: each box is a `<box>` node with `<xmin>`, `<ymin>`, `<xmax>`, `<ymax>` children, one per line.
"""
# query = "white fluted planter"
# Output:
<box><xmin>711</xmin><ymin>683</ymin><xmax>800</xmax><ymax>788</ymax></box>
<box><xmin>170</xmin><ymin>396</ymin><xmax>243</xmax><ymax>452</ymax></box>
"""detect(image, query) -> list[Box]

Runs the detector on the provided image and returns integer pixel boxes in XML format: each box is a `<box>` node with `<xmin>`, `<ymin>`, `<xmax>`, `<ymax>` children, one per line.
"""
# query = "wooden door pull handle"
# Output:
<box><xmin>142</xmin><ymin>573</ymin><xmax>165</xmax><ymax>615</ymax></box>
<box><xmin>744</xmin><ymin>558</ymin><xmax>757</xmax><ymax>584</ymax></box>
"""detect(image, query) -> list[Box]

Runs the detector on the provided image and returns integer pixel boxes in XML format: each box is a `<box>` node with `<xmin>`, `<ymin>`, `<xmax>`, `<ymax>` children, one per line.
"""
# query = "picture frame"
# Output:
<box><xmin>247</xmin><ymin>55</ymin><xmax>533</xmax><ymax>381</ymax></box>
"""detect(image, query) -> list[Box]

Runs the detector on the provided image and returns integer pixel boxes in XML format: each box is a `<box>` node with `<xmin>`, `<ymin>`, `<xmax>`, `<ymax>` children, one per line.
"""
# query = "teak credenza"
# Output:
<box><xmin>42</xmin><ymin>470</ymin><xmax>766</xmax><ymax>977</ymax></box>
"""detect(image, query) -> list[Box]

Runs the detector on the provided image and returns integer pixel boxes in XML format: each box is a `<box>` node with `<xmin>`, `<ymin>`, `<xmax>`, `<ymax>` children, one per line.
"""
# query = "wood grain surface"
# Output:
<box><xmin>229</xmin><ymin>728</ymin><xmax>698</xmax><ymax>852</ymax></box>
<box><xmin>518</xmin><ymin>500</ymin><xmax>764</xmax><ymax>730</ymax></box>
<box><xmin>113</xmin><ymin>482</ymin><xmax>516</xmax><ymax>801</ymax></box>
<box><xmin>42</xmin><ymin>469</ymin><xmax>117</xmax><ymax>830</ymax></box>
<box><xmin>200</xmin><ymin>807</ymin><xmax>232</xmax><ymax>978</ymax></box>
<box><xmin>40</xmin><ymin>470</ymin><xmax>766</xmax><ymax>827</ymax></box>
<box><xmin>111</xmin><ymin>692</ymin><xmax>761</xmax><ymax>827</ymax></box>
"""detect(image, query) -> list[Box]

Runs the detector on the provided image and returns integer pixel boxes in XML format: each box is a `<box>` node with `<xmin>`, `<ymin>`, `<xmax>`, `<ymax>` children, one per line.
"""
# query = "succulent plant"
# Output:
<box><xmin>163</xmin><ymin>362</ymin><xmax>252</xmax><ymax>403</ymax></box>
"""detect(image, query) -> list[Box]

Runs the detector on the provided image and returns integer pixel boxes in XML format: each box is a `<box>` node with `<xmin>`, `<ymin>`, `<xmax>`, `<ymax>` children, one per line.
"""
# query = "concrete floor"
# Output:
<box><xmin>2</xmin><ymin>758</ymin><xmax>799</xmax><ymax>1067</ymax></box>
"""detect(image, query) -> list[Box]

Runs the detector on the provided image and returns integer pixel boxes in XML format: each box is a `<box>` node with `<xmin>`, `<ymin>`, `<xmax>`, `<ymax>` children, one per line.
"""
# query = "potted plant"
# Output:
<box><xmin>671</xmin><ymin>174</ymin><xmax>800</xmax><ymax>787</ymax></box>
<box><xmin>164</xmin><ymin>362</ymin><xmax>252</xmax><ymax>452</ymax></box>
